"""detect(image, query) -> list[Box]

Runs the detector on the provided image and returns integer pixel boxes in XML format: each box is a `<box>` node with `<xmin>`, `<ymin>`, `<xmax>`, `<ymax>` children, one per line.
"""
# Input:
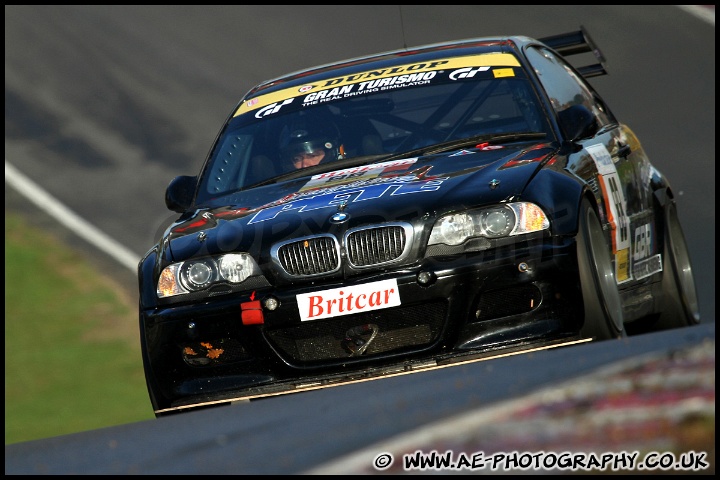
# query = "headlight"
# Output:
<box><xmin>157</xmin><ymin>253</ymin><xmax>261</xmax><ymax>298</ymax></box>
<box><xmin>428</xmin><ymin>202</ymin><xmax>549</xmax><ymax>246</ymax></box>
<box><xmin>428</xmin><ymin>213</ymin><xmax>475</xmax><ymax>246</ymax></box>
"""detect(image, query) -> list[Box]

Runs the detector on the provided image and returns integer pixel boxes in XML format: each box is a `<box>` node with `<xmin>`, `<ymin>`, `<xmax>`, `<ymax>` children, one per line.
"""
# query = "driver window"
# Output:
<box><xmin>525</xmin><ymin>46</ymin><xmax>615</xmax><ymax>128</ymax></box>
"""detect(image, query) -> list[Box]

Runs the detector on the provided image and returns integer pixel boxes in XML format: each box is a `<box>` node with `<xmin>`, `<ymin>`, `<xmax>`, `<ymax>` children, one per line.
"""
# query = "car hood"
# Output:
<box><xmin>165</xmin><ymin>143</ymin><xmax>557</xmax><ymax>262</ymax></box>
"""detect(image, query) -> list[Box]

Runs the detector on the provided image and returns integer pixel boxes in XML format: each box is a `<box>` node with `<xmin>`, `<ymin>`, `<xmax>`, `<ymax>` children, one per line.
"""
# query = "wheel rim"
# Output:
<box><xmin>587</xmin><ymin>208</ymin><xmax>624</xmax><ymax>333</ymax></box>
<box><xmin>668</xmin><ymin>204</ymin><xmax>700</xmax><ymax>323</ymax></box>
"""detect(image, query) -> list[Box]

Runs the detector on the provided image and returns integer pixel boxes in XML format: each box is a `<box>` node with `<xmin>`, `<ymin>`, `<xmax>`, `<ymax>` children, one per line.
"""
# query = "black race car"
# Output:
<box><xmin>138</xmin><ymin>27</ymin><xmax>700</xmax><ymax>416</ymax></box>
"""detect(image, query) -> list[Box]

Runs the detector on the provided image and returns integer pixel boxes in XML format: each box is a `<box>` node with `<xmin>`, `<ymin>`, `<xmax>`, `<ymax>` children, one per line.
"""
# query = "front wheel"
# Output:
<box><xmin>653</xmin><ymin>201</ymin><xmax>700</xmax><ymax>330</ymax></box>
<box><xmin>576</xmin><ymin>198</ymin><xmax>626</xmax><ymax>341</ymax></box>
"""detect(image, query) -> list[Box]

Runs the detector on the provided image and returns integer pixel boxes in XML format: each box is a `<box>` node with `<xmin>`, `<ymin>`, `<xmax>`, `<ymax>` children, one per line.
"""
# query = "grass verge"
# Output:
<box><xmin>5</xmin><ymin>212</ymin><xmax>155</xmax><ymax>445</ymax></box>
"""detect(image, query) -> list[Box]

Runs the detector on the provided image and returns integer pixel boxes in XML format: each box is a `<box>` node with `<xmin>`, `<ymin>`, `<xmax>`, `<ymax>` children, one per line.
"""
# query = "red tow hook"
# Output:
<box><xmin>241</xmin><ymin>300</ymin><xmax>263</xmax><ymax>325</ymax></box>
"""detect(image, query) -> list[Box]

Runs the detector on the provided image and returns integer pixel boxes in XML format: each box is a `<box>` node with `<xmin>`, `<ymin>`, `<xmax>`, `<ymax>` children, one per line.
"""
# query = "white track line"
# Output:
<box><xmin>5</xmin><ymin>160</ymin><xmax>140</xmax><ymax>273</ymax></box>
<box><xmin>677</xmin><ymin>5</ymin><xmax>715</xmax><ymax>26</ymax></box>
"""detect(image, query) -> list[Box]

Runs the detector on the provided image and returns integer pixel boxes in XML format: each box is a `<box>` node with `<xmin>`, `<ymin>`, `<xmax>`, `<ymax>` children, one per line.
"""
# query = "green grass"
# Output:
<box><xmin>5</xmin><ymin>212</ymin><xmax>155</xmax><ymax>445</ymax></box>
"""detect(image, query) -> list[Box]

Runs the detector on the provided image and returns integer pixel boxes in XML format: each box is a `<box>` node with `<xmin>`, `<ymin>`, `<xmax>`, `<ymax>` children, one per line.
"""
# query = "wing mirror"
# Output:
<box><xmin>165</xmin><ymin>175</ymin><xmax>197</xmax><ymax>213</ymax></box>
<box><xmin>558</xmin><ymin>104</ymin><xmax>599</xmax><ymax>142</ymax></box>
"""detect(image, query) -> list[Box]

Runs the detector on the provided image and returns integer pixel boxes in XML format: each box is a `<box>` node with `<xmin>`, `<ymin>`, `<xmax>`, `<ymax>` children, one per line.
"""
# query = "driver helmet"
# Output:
<box><xmin>279</xmin><ymin>113</ymin><xmax>344</xmax><ymax>168</ymax></box>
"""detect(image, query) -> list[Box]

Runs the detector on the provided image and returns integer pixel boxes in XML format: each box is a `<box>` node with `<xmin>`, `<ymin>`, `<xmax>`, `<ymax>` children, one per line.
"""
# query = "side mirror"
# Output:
<box><xmin>165</xmin><ymin>175</ymin><xmax>197</xmax><ymax>213</ymax></box>
<box><xmin>557</xmin><ymin>104</ymin><xmax>599</xmax><ymax>142</ymax></box>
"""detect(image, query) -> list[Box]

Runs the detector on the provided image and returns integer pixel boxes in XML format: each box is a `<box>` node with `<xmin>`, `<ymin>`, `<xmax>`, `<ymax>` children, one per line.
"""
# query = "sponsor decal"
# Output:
<box><xmin>632</xmin><ymin>253</ymin><xmax>663</xmax><ymax>280</ymax></box>
<box><xmin>632</xmin><ymin>223</ymin><xmax>653</xmax><ymax>262</ymax></box>
<box><xmin>586</xmin><ymin>144</ymin><xmax>616</xmax><ymax>175</ymax></box>
<box><xmin>246</xmin><ymin>160</ymin><xmax>448</xmax><ymax>225</ymax></box>
<box><xmin>478</xmin><ymin>143</ymin><xmax>505</xmax><ymax>151</ymax></box>
<box><xmin>449</xmin><ymin>149</ymin><xmax>476</xmax><ymax>157</ymax></box>
<box><xmin>254</xmin><ymin>98</ymin><xmax>294</xmax><ymax>119</ymax></box>
<box><xmin>301</xmin><ymin>158</ymin><xmax>418</xmax><ymax>190</ymax></box>
<box><xmin>493</xmin><ymin>68</ymin><xmax>516</xmax><ymax>78</ymax></box>
<box><xmin>234</xmin><ymin>53</ymin><xmax>520</xmax><ymax>117</ymax></box>
<box><xmin>449</xmin><ymin>66</ymin><xmax>490</xmax><ymax>80</ymax></box>
<box><xmin>303</xmin><ymin>72</ymin><xmax>437</xmax><ymax>105</ymax></box>
<box><xmin>247</xmin><ymin>174</ymin><xmax>447</xmax><ymax>225</ymax></box>
<box><xmin>628</xmin><ymin>222</ymin><xmax>657</xmax><ymax>281</ymax></box>
<box><xmin>588</xmin><ymin>143</ymin><xmax>631</xmax><ymax>284</ymax></box>
<box><xmin>296</xmin><ymin>279</ymin><xmax>401</xmax><ymax>321</ymax></box>
<box><xmin>615</xmin><ymin>249</ymin><xmax>631</xmax><ymax>283</ymax></box>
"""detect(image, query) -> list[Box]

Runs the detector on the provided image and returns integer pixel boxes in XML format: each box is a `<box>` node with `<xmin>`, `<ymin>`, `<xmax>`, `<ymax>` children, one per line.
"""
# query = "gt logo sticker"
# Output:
<box><xmin>255</xmin><ymin>98</ymin><xmax>294</xmax><ymax>119</ymax></box>
<box><xmin>449</xmin><ymin>66</ymin><xmax>490</xmax><ymax>80</ymax></box>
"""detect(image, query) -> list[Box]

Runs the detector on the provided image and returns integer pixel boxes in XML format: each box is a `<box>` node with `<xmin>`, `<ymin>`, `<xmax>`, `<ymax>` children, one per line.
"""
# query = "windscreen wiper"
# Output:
<box><xmin>380</xmin><ymin>132</ymin><xmax>548</xmax><ymax>163</ymax></box>
<box><xmin>244</xmin><ymin>133</ymin><xmax>547</xmax><ymax>189</ymax></box>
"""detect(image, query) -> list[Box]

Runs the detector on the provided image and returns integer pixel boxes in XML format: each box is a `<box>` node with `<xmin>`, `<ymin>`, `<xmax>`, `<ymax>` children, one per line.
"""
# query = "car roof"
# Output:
<box><xmin>245</xmin><ymin>35</ymin><xmax>537</xmax><ymax>99</ymax></box>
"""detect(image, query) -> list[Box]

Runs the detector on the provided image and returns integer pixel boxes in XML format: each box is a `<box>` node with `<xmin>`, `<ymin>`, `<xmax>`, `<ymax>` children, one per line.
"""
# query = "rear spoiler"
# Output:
<box><xmin>539</xmin><ymin>25</ymin><xmax>608</xmax><ymax>78</ymax></box>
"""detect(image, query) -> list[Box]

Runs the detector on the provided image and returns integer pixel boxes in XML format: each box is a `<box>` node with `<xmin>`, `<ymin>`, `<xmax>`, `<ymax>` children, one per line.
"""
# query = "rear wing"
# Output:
<box><xmin>539</xmin><ymin>25</ymin><xmax>608</xmax><ymax>78</ymax></box>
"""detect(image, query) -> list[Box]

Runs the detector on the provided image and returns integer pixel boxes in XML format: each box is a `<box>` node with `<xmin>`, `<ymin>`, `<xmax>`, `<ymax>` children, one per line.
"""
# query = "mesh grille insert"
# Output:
<box><xmin>475</xmin><ymin>284</ymin><xmax>543</xmax><ymax>321</ymax></box>
<box><xmin>266</xmin><ymin>301</ymin><xmax>446</xmax><ymax>363</ymax></box>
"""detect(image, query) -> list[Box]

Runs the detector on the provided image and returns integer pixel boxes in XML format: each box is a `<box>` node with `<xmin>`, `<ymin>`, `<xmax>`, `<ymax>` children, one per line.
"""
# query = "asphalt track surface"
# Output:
<box><xmin>5</xmin><ymin>5</ymin><xmax>715</xmax><ymax>474</ymax></box>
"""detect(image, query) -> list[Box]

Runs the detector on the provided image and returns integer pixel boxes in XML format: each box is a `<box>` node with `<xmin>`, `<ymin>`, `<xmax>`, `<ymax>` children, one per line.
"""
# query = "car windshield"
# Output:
<box><xmin>197</xmin><ymin>53</ymin><xmax>552</xmax><ymax>203</ymax></box>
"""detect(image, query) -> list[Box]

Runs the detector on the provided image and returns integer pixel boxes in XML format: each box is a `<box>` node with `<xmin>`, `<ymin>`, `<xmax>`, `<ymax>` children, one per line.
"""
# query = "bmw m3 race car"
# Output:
<box><xmin>138</xmin><ymin>27</ymin><xmax>700</xmax><ymax>416</ymax></box>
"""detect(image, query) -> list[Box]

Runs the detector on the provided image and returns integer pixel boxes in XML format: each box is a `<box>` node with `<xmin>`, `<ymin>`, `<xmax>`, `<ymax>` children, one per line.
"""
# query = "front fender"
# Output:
<box><xmin>138</xmin><ymin>248</ymin><xmax>160</xmax><ymax>309</ymax></box>
<box><xmin>520</xmin><ymin>168</ymin><xmax>584</xmax><ymax>236</ymax></box>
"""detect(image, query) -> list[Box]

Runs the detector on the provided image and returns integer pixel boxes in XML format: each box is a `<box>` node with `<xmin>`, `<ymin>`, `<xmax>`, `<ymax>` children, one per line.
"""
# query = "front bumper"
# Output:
<box><xmin>141</xmin><ymin>236</ymin><xmax>583</xmax><ymax>413</ymax></box>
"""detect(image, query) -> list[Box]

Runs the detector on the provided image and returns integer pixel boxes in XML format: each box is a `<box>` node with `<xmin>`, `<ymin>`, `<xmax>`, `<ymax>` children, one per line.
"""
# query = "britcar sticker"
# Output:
<box><xmin>234</xmin><ymin>53</ymin><xmax>521</xmax><ymax>117</ymax></box>
<box><xmin>587</xmin><ymin>143</ymin><xmax>631</xmax><ymax>284</ymax></box>
<box><xmin>296</xmin><ymin>279</ymin><xmax>401</xmax><ymax>321</ymax></box>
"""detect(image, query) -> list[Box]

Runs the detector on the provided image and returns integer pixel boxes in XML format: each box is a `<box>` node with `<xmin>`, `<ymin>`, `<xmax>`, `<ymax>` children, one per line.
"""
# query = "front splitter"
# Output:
<box><xmin>156</xmin><ymin>336</ymin><xmax>591</xmax><ymax>415</ymax></box>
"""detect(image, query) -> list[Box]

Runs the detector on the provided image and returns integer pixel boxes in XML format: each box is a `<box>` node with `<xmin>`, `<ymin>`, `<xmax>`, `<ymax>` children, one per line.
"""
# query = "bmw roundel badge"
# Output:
<box><xmin>330</xmin><ymin>212</ymin><xmax>349</xmax><ymax>223</ymax></box>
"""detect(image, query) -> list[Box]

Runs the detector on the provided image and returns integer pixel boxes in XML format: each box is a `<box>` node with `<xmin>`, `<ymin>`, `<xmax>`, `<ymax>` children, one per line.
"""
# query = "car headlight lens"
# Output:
<box><xmin>218</xmin><ymin>253</ymin><xmax>255</xmax><ymax>283</ymax></box>
<box><xmin>428</xmin><ymin>202</ymin><xmax>549</xmax><ymax>246</ymax></box>
<box><xmin>183</xmin><ymin>260</ymin><xmax>214</xmax><ymax>289</ymax></box>
<box><xmin>481</xmin><ymin>208</ymin><xmax>514</xmax><ymax>237</ymax></box>
<box><xmin>428</xmin><ymin>213</ymin><xmax>475</xmax><ymax>245</ymax></box>
<box><xmin>157</xmin><ymin>253</ymin><xmax>261</xmax><ymax>298</ymax></box>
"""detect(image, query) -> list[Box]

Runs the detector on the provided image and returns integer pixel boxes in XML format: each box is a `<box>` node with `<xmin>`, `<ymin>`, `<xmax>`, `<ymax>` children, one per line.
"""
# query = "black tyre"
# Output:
<box><xmin>653</xmin><ymin>201</ymin><xmax>700</xmax><ymax>330</ymax></box>
<box><xmin>576</xmin><ymin>198</ymin><xmax>626</xmax><ymax>340</ymax></box>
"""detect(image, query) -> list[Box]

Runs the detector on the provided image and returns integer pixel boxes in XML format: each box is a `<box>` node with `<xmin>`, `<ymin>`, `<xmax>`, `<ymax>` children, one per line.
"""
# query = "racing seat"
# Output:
<box><xmin>244</xmin><ymin>154</ymin><xmax>278</xmax><ymax>186</ymax></box>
